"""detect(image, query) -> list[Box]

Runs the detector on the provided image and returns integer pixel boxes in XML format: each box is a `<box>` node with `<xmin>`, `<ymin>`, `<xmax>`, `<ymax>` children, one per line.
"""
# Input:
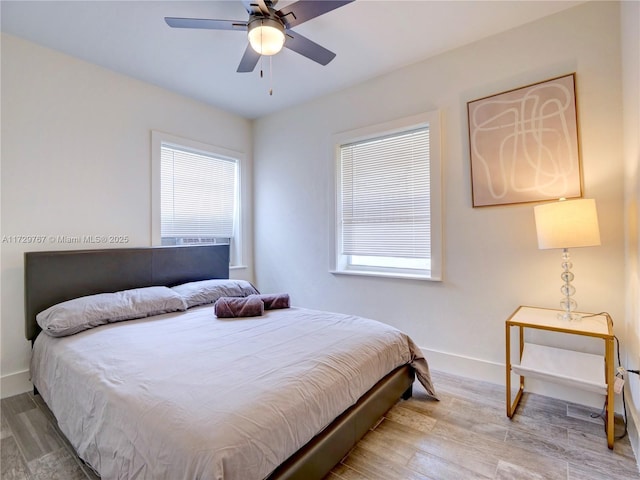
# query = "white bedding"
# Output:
<box><xmin>31</xmin><ymin>305</ymin><xmax>435</xmax><ymax>480</ymax></box>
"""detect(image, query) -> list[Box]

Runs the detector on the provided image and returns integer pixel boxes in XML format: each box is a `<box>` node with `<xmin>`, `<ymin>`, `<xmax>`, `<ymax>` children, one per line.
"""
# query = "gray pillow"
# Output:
<box><xmin>171</xmin><ymin>279</ymin><xmax>259</xmax><ymax>308</ymax></box>
<box><xmin>36</xmin><ymin>286</ymin><xmax>187</xmax><ymax>337</ymax></box>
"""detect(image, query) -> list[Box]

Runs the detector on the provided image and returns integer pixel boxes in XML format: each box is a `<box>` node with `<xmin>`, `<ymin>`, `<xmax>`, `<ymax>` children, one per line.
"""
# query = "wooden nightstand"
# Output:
<box><xmin>505</xmin><ymin>305</ymin><xmax>615</xmax><ymax>449</ymax></box>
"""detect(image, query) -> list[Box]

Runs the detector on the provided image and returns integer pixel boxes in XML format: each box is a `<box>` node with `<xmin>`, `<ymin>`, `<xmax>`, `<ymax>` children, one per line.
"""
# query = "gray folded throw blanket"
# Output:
<box><xmin>214</xmin><ymin>296</ymin><xmax>264</xmax><ymax>318</ymax></box>
<box><xmin>251</xmin><ymin>293</ymin><xmax>290</xmax><ymax>310</ymax></box>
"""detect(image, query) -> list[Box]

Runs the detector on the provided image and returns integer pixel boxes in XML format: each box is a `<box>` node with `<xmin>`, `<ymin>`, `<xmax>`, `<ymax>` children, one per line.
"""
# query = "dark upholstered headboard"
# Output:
<box><xmin>24</xmin><ymin>245</ymin><xmax>230</xmax><ymax>341</ymax></box>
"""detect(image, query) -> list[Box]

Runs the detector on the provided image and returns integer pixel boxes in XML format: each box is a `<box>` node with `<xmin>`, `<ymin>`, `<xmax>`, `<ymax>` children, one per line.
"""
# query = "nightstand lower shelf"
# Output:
<box><xmin>511</xmin><ymin>343</ymin><xmax>607</xmax><ymax>395</ymax></box>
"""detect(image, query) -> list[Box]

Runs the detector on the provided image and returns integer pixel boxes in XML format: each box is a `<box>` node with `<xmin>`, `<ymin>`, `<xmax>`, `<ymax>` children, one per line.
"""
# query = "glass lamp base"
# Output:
<box><xmin>557</xmin><ymin>311</ymin><xmax>582</xmax><ymax>322</ymax></box>
<box><xmin>558</xmin><ymin>248</ymin><xmax>581</xmax><ymax>322</ymax></box>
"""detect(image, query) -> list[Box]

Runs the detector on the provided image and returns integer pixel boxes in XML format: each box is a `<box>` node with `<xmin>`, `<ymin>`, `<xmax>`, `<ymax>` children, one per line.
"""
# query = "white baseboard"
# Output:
<box><xmin>1</xmin><ymin>370</ymin><xmax>32</xmax><ymax>399</ymax></box>
<box><xmin>423</xmin><ymin>347</ymin><xmax>505</xmax><ymax>384</ymax></box>
<box><xmin>422</xmin><ymin>347</ymin><xmax>617</xmax><ymax>412</ymax></box>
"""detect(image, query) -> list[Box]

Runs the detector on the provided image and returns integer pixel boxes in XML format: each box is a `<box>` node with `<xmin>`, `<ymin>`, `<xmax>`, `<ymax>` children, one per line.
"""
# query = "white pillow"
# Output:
<box><xmin>171</xmin><ymin>279</ymin><xmax>259</xmax><ymax>308</ymax></box>
<box><xmin>37</xmin><ymin>286</ymin><xmax>187</xmax><ymax>337</ymax></box>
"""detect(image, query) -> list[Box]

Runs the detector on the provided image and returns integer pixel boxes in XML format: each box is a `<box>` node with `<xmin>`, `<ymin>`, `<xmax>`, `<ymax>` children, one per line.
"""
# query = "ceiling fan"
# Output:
<box><xmin>165</xmin><ymin>0</ymin><xmax>354</xmax><ymax>73</ymax></box>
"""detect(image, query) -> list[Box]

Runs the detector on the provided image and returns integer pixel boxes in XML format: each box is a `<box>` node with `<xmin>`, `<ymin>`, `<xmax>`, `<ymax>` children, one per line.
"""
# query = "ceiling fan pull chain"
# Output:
<box><xmin>269</xmin><ymin>56</ymin><xmax>273</xmax><ymax>96</ymax></box>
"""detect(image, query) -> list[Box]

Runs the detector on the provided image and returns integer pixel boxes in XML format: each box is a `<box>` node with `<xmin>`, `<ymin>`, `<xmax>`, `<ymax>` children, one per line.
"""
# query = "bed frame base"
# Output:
<box><xmin>267</xmin><ymin>364</ymin><xmax>415</xmax><ymax>480</ymax></box>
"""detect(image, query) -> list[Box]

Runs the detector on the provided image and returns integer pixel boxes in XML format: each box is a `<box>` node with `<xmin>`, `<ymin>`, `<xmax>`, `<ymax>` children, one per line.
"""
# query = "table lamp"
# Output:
<box><xmin>533</xmin><ymin>198</ymin><xmax>601</xmax><ymax>321</ymax></box>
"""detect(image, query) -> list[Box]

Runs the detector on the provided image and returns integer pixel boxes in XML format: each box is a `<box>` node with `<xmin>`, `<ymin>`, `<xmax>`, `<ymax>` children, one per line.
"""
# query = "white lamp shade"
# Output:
<box><xmin>248</xmin><ymin>22</ymin><xmax>285</xmax><ymax>56</ymax></box>
<box><xmin>534</xmin><ymin>198</ymin><xmax>601</xmax><ymax>249</ymax></box>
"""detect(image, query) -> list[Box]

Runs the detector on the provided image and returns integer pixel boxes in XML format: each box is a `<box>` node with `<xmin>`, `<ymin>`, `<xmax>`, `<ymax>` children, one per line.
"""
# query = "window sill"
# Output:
<box><xmin>330</xmin><ymin>269</ymin><xmax>441</xmax><ymax>281</ymax></box>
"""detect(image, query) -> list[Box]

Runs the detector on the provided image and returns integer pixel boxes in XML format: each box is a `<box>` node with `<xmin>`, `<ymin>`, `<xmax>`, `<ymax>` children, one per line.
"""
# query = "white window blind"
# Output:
<box><xmin>340</xmin><ymin>127</ymin><xmax>430</xmax><ymax>260</ymax></box>
<box><xmin>161</xmin><ymin>145</ymin><xmax>238</xmax><ymax>240</ymax></box>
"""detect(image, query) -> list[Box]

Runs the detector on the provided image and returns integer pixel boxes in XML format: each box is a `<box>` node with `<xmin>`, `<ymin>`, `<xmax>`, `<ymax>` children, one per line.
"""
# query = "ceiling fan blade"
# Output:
<box><xmin>237</xmin><ymin>44</ymin><xmax>261</xmax><ymax>72</ymax></box>
<box><xmin>165</xmin><ymin>17</ymin><xmax>247</xmax><ymax>31</ymax></box>
<box><xmin>277</xmin><ymin>0</ymin><xmax>354</xmax><ymax>29</ymax></box>
<box><xmin>284</xmin><ymin>30</ymin><xmax>336</xmax><ymax>66</ymax></box>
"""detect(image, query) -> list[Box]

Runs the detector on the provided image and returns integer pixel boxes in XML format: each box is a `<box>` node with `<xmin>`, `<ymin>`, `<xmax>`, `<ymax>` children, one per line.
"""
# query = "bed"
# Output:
<box><xmin>25</xmin><ymin>245</ymin><xmax>436</xmax><ymax>480</ymax></box>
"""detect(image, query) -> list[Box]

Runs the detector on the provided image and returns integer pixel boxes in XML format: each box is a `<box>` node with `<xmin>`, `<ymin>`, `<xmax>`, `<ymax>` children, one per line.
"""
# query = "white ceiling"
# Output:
<box><xmin>1</xmin><ymin>0</ymin><xmax>584</xmax><ymax>119</ymax></box>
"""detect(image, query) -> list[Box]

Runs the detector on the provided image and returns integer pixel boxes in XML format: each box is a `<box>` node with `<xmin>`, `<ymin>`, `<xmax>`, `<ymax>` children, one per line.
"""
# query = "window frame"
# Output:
<box><xmin>151</xmin><ymin>131</ymin><xmax>247</xmax><ymax>268</ymax></box>
<box><xmin>330</xmin><ymin>111</ymin><xmax>442</xmax><ymax>281</ymax></box>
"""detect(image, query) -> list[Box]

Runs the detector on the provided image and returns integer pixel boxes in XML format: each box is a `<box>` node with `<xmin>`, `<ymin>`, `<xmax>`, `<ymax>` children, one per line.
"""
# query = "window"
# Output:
<box><xmin>331</xmin><ymin>112</ymin><xmax>442</xmax><ymax>280</ymax></box>
<box><xmin>152</xmin><ymin>132</ymin><xmax>245</xmax><ymax>267</ymax></box>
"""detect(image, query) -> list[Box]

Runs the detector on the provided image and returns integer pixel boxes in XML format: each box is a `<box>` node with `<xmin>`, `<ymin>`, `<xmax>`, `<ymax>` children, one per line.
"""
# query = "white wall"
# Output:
<box><xmin>253</xmin><ymin>2</ymin><xmax>625</xmax><ymax>406</ymax></box>
<box><xmin>0</xmin><ymin>33</ymin><xmax>254</xmax><ymax>397</ymax></box>
<box><xmin>622</xmin><ymin>0</ymin><xmax>640</xmax><ymax>460</ymax></box>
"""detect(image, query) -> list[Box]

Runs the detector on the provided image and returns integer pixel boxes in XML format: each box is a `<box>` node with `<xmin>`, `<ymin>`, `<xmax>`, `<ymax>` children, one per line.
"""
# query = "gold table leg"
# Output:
<box><xmin>506</xmin><ymin>323</ymin><xmax>525</xmax><ymax>418</ymax></box>
<box><xmin>605</xmin><ymin>337</ymin><xmax>614</xmax><ymax>449</ymax></box>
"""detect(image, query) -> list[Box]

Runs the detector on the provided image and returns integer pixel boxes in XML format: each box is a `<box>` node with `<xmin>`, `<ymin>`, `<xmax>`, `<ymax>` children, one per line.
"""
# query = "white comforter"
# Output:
<box><xmin>31</xmin><ymin>305</ymin><xmax>435</xmax><ymax>480</ymax></box>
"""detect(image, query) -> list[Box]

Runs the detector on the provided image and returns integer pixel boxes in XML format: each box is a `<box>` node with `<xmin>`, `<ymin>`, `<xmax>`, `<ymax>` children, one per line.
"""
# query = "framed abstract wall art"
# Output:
<box><xmin>467</xmin><ymin>74</ymin><xmax>582</xmax><ymax>207</ymax></box>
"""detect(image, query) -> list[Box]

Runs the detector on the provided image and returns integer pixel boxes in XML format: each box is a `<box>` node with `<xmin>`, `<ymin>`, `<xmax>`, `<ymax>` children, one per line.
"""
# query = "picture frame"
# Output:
<box><xmin>467</xmin><ymin>73</ymin><xmax>582</xmax><ymax>207</ymax></box>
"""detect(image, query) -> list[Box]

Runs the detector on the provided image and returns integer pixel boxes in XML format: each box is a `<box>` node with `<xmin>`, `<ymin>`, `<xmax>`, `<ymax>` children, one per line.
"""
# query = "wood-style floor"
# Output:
<box><xmin>1</xmin><ymin>370</ymin><xmax>639</xmax><ymax>480</ymax></box>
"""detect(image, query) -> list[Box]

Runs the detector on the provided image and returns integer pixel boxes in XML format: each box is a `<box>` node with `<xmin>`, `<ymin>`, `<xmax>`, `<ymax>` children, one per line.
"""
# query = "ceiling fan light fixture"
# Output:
<box><xmin>247</xmin><ymin>18</ymin><xmax>285</xmax><ymax>56</ymax></box>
